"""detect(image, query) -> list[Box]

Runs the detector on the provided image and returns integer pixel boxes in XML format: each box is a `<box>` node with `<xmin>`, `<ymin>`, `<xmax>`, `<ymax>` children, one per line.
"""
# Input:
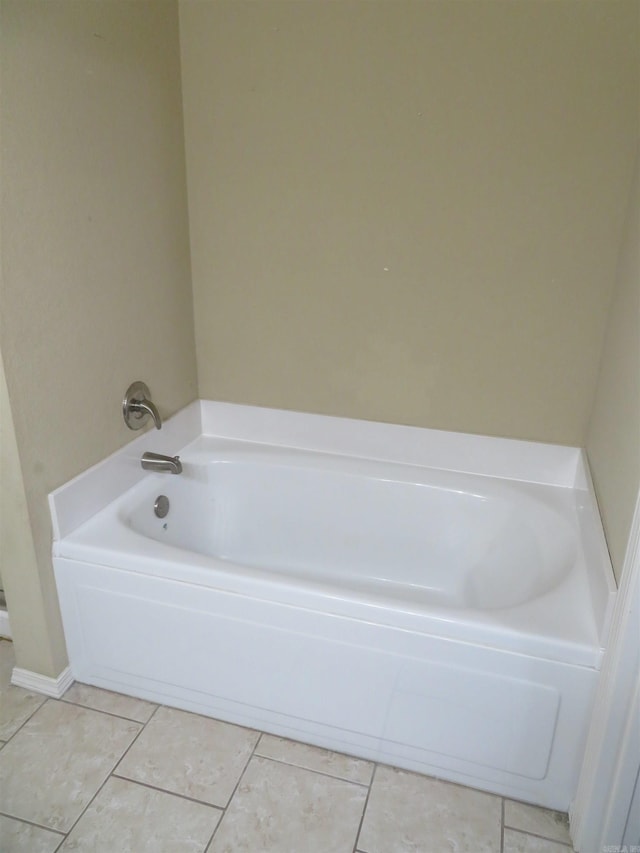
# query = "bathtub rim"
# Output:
<box><xmin>50</xmin><ymin>400</ymin><xmax>588</xmax><ymax>542</ymax></box>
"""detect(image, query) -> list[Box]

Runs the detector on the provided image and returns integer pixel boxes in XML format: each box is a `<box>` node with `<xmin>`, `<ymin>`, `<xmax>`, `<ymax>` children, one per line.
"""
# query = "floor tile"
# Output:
<box><xmin>208</xmin><ymin>755</ymin><xmax>367</xmax><ymax>853</ymax></box>
<box><xmin>503</xmin><ymin>828</ymin><xmax>573</xmax><ymax>852</ymax></box>
<box><xmin>59</xmin><ymin>776</ymin><xmax>221</xmax><ymax>852</ymax></box>
<box><xmin>504</xmin><ymin>800</ymin><xmax>571</xmax><ymax>844</ymax></box>
<box><xmin>0</xmin><ymin>699</ymin><xmax>141</xmax><ymax>832</ymax></box>
<box><xmin>0</xmin><ymin>641</ymin><xmax>46</xmax><ymax>740</ymax></box>
<box><xmin>357</xmin><ymin>766</ymin><xmax>501</xmax><ymax>853</ymax></box>
<box><xmin>62</xmin><ymin>682</ymin><xmax>156</xmax><ymax>722</ymax></box>
<box><xmin>255</xmin><ymin>734</ymin><xmax>374</xmax><ymax>785</ymax></box>
<box><xmin>115</xmin><ymin>706</ymin><xmax>259</xmax><ymax>807</ymax></box>
<box><xmin>0</xmin><ymin>815</ymin><xmax>64</xmax><ymax>853</ymax></box>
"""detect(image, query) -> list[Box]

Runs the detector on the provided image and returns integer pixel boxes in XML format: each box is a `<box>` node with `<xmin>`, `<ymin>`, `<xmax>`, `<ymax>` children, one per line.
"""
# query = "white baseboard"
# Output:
<box><xmin>11</xmin><ymin>665</ymin><xmax>74</xmax><ymax>698</ymax></box>
<box><xmin>0</xmin><ymin>609</ymin><xmax>11</xmax><ymax>639</ymax></box>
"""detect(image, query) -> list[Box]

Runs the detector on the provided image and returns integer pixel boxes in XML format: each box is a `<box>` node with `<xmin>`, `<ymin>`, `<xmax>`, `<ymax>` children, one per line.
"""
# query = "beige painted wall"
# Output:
<box><xmin>586</xmin><ymin>151</ymin><xmax>640</xmax><ymax>583</ymax></box>
<box><xmin>0</xmin><ymin>1</ymin><xmax>197</xmax><ymax>675</ymax></box>
<box><xmin>180</xmin><ymin>0</ymin><xmax>639</xmax><ymax>444</ymax></box>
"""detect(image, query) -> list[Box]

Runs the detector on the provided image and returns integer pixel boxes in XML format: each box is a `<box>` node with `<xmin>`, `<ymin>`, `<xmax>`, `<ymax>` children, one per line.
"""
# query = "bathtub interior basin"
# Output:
<box><xmin>119</xmin><ymin>445</ymin><xmax>577</xmax><ymax>612</ymax></box>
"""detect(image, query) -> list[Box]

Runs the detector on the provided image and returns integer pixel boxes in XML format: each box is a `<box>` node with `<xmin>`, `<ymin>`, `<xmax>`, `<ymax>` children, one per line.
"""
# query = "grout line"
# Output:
<box><xmin>351</xmin><ymin>761</ymin><xmax>377</xmax><ymax>853</ymax></box>
<box><xmin>500</xmin><ymin>797</ymin><xmax>505</xmax><ymax>853</ymax></box>
<box><xmin>0</xmin><ymin>811</ymin><xmax>67</xmax><ymax>836</ymax></box>
<box><xmin>55</xmin><ymin>682</ymin><xmax>160</xmax><ymax>726</ymax></box>
<box><xmin>111</xmin><ymin>702</ymin><xmax>160</xmax><ymax>776</ymax></box>
<box><xmin>250</xmin><ymin>751</ymin><xmax>372</xmax><ymax>788</ymax></box>
<box><xmin>220</xmin><ymin>728</ymin><xmax>262</xmax><ymax>809</ymax></box>
<box><xmin>54</xmin><ymin>708</ymin><xmax>152</xmax><ymax>844</ymax></box>
<box><xmin>203</xmin><ymin>728</ymin><xmax>262</xmax><ymax>850</ymax></box>
<box><xmin>0</xmin><ymin>682</ymin><xmax>151</xmax><ymax>849</ymax></box>
<box><xmin>58</xmin><ymin>765</ymin><xmax>118</xmax><ymax>843</ymax></box>
<box><xmin>220</xmin><ymin>728</ymin><xmax>261</xmax><ymax>809</ymax></box>
<box><xmin>249</xmin><ymin>728</ymin><xmax>265</xmax><ymax>760</ymax></box>
<box><xmin>60</xmin><ymin>704</ymin><xmax>153</xmax><ymax>842</ymax></box>
<box><xmin>110</xmin><ymin>773</ymin><xmax>225</xmax><ymax>812</ymax></box>
<box><xmin>503</xmin><ymin>826</ymin><xmax>573</xmax><ymax>847</ymax></box>
<box><xmin>255</xmin><ymin>733</ymin><xmax>373</xmax><ymax>769</ymax></box>
<box><xmin>141</xmin><ymin>700</ymin><xmax>258</xmax><ymax>735</ymax></box>
<box><xmin>57</xmin><ymin>695</ymin><xmax>157</xmax><ymax>725</ymax></box>
<box><xmin>202</xmin><ymin>801</ymin><xmax>227</xmax><ymax>852</ymax></box>
<box><xmin>50</xmin><ymin>704</ymin><xmax>220</xmax><ymax>849</ymax></box>
<box><xmin>0</xmin><ymin>694</ymin><xmax>48</xmax><ymax>745</ymax></box>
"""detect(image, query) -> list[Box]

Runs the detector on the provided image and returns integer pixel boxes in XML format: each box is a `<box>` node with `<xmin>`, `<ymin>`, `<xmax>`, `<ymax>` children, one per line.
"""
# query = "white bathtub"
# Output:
<box><xmin>50</xmin><ymin>402</ymin><xmax>615</xmax><ymax>811</ymax></box>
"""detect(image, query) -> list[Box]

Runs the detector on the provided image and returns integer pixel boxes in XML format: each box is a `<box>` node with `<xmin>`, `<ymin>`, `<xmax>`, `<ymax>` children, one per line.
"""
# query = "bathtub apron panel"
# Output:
<box><xmin>54</xmin><ymin>556</ymin><xmax>596</xmax><ymax>810</ymax></box>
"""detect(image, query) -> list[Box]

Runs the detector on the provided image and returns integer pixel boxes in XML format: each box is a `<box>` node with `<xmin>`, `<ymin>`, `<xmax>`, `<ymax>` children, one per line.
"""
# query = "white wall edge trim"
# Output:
<box><xmin>11</xmin><ymin>665</ymin><xmax>74</xmax><ymax>698</ymax></box>
<box><xmin>0</xmin><ymin>610</ymin><xmax>11</xmax><ymax>639</ymax></box>
<box><xmin>570</xmin><ymin>488</ymin><xmax>640</xmax><ymax>850</ymax></box>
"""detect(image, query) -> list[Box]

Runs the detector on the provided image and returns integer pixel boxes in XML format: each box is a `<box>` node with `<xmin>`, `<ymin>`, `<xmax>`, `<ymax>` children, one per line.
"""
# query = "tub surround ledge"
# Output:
<box><xmin>49</xmin><ymin>400</ymin><xmax>202</xmax><ymax>541</ymax></box>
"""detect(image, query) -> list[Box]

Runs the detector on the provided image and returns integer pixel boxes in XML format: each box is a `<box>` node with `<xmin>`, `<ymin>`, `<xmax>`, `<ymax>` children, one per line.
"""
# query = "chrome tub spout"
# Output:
<box><xmin>141</xmin><ymin>452</ymin><xmax>182</xmax><ymax>474</ymax></box>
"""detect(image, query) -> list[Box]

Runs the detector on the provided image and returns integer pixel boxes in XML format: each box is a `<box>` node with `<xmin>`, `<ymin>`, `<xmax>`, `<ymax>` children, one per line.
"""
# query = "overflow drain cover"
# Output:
<box><xmin>154</xmin><ymin>495</ymin><xmax>170</xmax><ymax>519</ymax></box>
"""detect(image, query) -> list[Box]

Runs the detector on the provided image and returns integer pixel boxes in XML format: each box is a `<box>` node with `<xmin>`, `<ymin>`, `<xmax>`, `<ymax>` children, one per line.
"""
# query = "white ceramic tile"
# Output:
<box><xmin>115</xmin><ymin>706</ymin><xmax>259</xmax><ymax>807</ymax></box>
<box><xmin>60</xmin><ymin>776</ymin><xmax>221</xmax><ymax>852</ymax></box>
<box><xmin>358</xmin><ymin>766</ymin><xmax>501</xmax><ymax>853</ymax></box>
<box><xmin>0</xmin><ymin>815</ymin><xmax>64</xmax><ymax>853</ymax></box>
<box><xmin>0</xmin><ymin>700</ymin><xmax>141</xmax><ymax>832</ymax></box>
<box><xmin>503</xmin><ymin>828</ymin><xmax>573</xmax><ymax>853</ymax></box>
<box><xmin>504</xmin><ymin>801</ymin><xmax>571</xmax><ymax>844</ymax></box>
<box><xmin>255</xmin><ymin>734</ymin><xmax>374</xmax><ymax>785</ymax></box>
<box><xmin>208</xmin><ymin>755</ymin><xmax>367</xmax><ymax>852</ymax></box>
<box><xmin>62</xmin><ymin>682</ymin><xmax>156</xmax><ymax>722</ymax></box>
<box><xmin>0</xmin><ymin>641</ymin><xmax>46</xmax><ymax>740</ymax></box>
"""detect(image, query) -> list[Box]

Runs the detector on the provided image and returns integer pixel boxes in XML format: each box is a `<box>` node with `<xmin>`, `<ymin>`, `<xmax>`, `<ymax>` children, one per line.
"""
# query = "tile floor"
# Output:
<box><xmin>0</xmin><ymin>640</ymin><xmax>574</xmax><ymax>852</ymax></box>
